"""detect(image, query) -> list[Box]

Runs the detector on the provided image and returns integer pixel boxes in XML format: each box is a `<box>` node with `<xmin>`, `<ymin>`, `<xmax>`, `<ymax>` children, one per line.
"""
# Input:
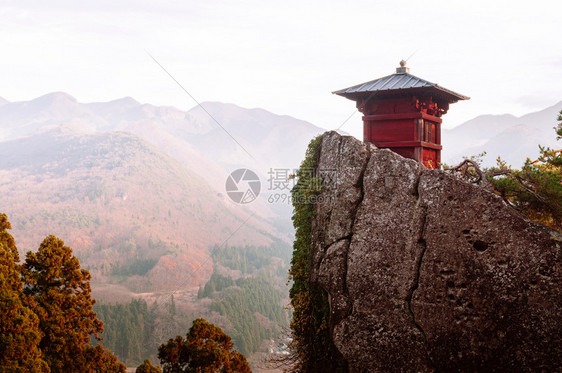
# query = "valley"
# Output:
<box><xmin>1</xmin><ymin>92</ymin><xmax>559</xmax><ymax>369</ymax></box>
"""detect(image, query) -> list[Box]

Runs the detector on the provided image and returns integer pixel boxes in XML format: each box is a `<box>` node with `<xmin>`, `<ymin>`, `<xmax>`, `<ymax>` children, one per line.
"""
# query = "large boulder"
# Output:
<box><xmin>310</xmin><ymin>131</ymin><xmax>561</xmax><ymax>372</ymax></box>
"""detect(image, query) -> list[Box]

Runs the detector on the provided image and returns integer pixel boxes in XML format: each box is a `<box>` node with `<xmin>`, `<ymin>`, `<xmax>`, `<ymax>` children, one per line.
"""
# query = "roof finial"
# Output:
<box><xmin>396</xmin><ymin>60</ymin><xmax>410</xmax><ymax>73</ymax></box>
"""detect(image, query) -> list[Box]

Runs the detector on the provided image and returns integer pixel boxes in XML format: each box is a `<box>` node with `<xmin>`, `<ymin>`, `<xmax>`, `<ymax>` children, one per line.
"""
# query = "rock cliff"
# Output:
<box><xmin>310</xmin><ymin>131</ymin><xmax>561</xmax><ymax>372</ymax></box>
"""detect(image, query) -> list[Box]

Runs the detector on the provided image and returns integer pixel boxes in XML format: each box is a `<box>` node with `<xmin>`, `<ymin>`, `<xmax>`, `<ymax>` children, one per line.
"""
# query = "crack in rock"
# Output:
<box><xmin>313</xmin><ymin>134</ymin><xmax>373</xmax><ymax>328</ymax></box>
<box><xmin>342</xmin><ymin>143</ymin><xmax>371</xmax><ymax>306</ymax></box>
<box><xmin>405</xmin><ymin>169</ymin><xmax>434</xmax><ymax>369</ymax></box>
<box><xmin>308</xmin><ymin>131</ymin><xmax>561</xmax><ymax>372</ymax></box>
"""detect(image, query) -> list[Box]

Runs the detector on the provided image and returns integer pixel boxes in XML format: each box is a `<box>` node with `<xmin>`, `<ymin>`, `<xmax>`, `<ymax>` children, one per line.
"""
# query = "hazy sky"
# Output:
<box><xmin>1</xmin><ymin>0</ymin><xmax>561</xmax><ymax>138</ymax></box>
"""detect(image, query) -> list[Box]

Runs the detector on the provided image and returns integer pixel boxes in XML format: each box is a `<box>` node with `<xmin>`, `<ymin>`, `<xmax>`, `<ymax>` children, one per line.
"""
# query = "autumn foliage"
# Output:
<box><xmin>136</xmin><ymin>359</ymin><xmax>162</xmax><ymax>373</ymax></box>
<box><xmin>0</xmin><ymin>213</ymin><xmax>125</xmax><ymax>372</ymax></box>
<box><xmin>1</xmin><ymin>213</ymin><xmax>255</xmax><ymax>372</ymax></box>
<box><xmin>157</xmin><ymin>318</ymin><xmax>251</xmax><ymax>373</ymax></box>
<box><xmin>0</xmin><ymin>214</ymin><xmax>49</xmax><ymax>372</ymax></box>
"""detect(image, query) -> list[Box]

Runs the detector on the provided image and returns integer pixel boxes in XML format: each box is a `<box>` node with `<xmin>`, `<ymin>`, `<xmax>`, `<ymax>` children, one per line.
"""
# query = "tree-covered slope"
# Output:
<box><xmin>0</xmin><ymin>126</ymin><xmax>276</xmax><ymax>292</ymax></box>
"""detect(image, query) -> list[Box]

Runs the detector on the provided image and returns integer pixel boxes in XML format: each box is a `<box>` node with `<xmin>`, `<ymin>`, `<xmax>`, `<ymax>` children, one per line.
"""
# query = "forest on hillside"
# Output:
<box><xmin>94</xmin><ymin>243</ymin><xmax>291</xmax><ymax>367</ymax></box>
<box><xmin>1</xmin><ymin>211</ymin><xmax>288</xmax><ymax>371</ymax></box>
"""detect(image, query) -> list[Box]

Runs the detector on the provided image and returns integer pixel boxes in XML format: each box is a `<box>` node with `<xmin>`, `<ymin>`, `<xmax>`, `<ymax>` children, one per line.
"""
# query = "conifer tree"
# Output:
<box><xmin>158</xmin><ymin>318</ymin><xmax>251</xmax><ymax>372</ymax></box>
<box><xmin>136</xmin><ymin>359</ymin><xmax>162</xmax><ymax>373</ymax></box>
<box><xmin>0</xmin><ymin>214</ymin><xmax>19</xmax><ymax>261</ymax></box>
<box><xmin>482</xmin><ymin>111</ymin><xmax>562</xmax><ymax>230</ymax></box>
<box><xmin>0</xmin><ymin>214</ymin><xmax>49</xmax><ymax>372</ymax></box>
<box><xmin>81</xmin><ymin>344</ymin><xmax>127</xmax><ymax>372</ymax></box>
<box><xmin>22</xmin><ymin>234</ymin><xmax>123</xmax><ymax>372</ymax></box>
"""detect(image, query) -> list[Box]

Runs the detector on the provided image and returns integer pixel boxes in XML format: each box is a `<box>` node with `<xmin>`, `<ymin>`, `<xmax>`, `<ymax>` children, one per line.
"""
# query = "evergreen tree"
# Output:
<box><xmin>136</xmin><ymin>359</ymin><xmax>162</xmax><ymax>373</ymax></box>
<box><xmin>557</xmin><ymin>109</ymin><xmax>562</xmax><ymax>139</ymax></box>
<box><xmin>157</xmin><ymin>318</ymin><xmax>251</xmax><ymax>373</ymax></box>
<box><xmin>169</xmin><ymin>294</ymin><xmax>177</xmax><ymax>317</ymax></box>
<box><xmin>81</xmin><ymin>344</ymin><xmax>127</xmax><ymax>372</ymax></box>
<box><xmin>0</xmin><ymin>214</ymin><xmax>19</xmax><ymax>261</ymax></box>
<box><xmin>207</xmin><ymin>275</ymin><xmax>285</xmax><ymax>356</ymax></box>
<box><xmin>489</xmin><ymin>110</ymin><xmax>562</xmax><ymax>230</ymax></box>
<box><xmin>22</xmin><ymin>234</ymin><xmax>124</xmax><ymax>372</ymax></box>
<box><xmin>0</xmin><ymin>214</ymin><xmax>49</xmax><ymax>372</ymax></box>
<box><xmin>453</xmin><ymin>111</ymin><xmax>562</xmax><ymax>231</ymax></box>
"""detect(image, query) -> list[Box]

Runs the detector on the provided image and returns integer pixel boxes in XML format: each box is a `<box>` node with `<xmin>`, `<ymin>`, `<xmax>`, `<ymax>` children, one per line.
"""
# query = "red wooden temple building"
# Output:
<box><xmin>333</xmin><ymin>61</ymin><xmax>469</xmax><ymax>168</ymax></box>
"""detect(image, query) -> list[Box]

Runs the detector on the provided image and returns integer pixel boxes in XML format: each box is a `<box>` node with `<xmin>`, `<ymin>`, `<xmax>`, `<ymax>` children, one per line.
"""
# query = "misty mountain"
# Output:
<box><xmin>3</xmin><ymin>92</ymin><xmax>560</xmax><ymax>296</ymax></box>
<box><xmin>180</xmin><ymin>102</ymin><xmax>325</xmax><ymax>171</ymax></box>
<box><xmin>0</xmin><ymin>93</ymin><xmax>326</xmax><ymax>254</ymax></box>
<box><xmin>0</xmin><ymin>92</ymin><xmax>327</xmax><ymax>301</ymax></box>
<box><xmin>0</xmin><ymin>125</ymin><xmax>281</xmax><ymax>292</ymax></box>
<box><xmin>442</xmin><ymin>101</ymin><xmax>562</xmax><ymax>167</ymax></box>
<box><xmin>0</xmin><ymin>93</ymin><xmax>324</xmax><ymax>190</ymax></box>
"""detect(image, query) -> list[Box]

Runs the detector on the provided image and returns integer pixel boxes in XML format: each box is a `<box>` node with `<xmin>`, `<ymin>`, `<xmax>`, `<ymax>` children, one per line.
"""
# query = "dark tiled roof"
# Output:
<box><xmin>333</xmin><ymin>72</ymin><xmax>469</xmax><ymax>102</ymax></box>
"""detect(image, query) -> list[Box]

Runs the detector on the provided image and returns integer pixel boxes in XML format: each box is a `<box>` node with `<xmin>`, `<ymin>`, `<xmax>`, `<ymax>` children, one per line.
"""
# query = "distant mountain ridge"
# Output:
<box><xmin>442</xmin><ymin>101</ymin><xmax>562</xmax><ymax>167</ymax></box>
<box><xmin>0</xmin><ymin>92</ymin><xmax>324</xmax><ymax>174</ymax></box>
<box><xmin>0</xmin><ymin>93</ymin><xmax>326</xmax><ymax>297</ymax></box>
